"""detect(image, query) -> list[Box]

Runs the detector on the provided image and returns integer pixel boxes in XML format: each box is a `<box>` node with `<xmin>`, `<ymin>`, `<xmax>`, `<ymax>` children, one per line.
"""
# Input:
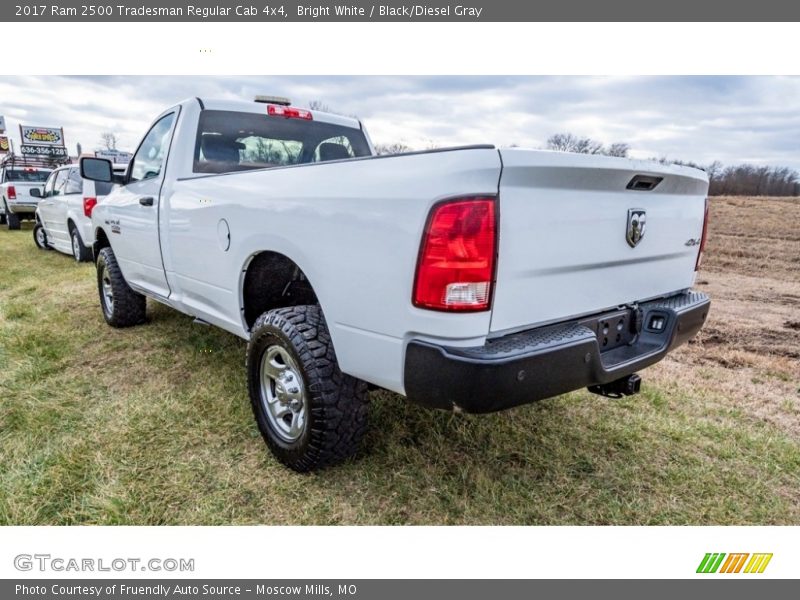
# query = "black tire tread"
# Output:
<box><xmin>70</xmin><ymin>224</ymin><xmax>92</xmax><ymax>262</ymax></box>
<box><xmin>96</xmin><ymin>247</ymin><xmax>146</xmax><ymax>327</ymax></box>
<box><xmin>247</xmin><ymin>305</ymin><xmax>369</xmax><ymax>472</ymax></box>
<box><xmin>33</xmin><ymin>223</ymin><xmax>50</xmax><ymax>250</ymax></box>
<box><xmin>6</xmin><ymin>211</ymin><xmax>20</xmax><ymax>230</ymax></box>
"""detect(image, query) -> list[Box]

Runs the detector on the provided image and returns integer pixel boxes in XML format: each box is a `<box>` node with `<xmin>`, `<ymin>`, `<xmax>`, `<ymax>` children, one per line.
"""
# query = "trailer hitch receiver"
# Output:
<box><xmin>588</xmin><ymin>374</ymin><xmax>642</xmax><ymax>399</ymax></box>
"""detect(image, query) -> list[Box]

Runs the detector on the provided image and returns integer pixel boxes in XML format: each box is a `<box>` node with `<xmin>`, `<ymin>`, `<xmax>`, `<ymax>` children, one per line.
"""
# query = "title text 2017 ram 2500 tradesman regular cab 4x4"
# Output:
<box><xmin>80</xmin><ymin>96</ymin><xmax>711</xmax><ymax>471</ymax></box>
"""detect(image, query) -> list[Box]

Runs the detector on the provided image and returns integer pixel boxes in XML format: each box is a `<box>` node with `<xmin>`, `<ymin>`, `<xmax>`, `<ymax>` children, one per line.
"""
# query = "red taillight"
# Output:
<box><xmin>695</xmin><ymin>198</ymin><xmax>709</xmax><ymax>271</ymax></box>
<box><xmin>413</xmin><ymin>198</ymin><xmax>497</xmax><ymax>312</ymax></box>
<box><xmin>267</xmin><ymin>104</ymin><xmax>313</xmax><ymax>120</ymax></box>
<box><xmin>7</xmin><ymin>185</ymin><xmax>16</xmax><ymax>199</ymax></box>
<box><xmin>83</xmin><ymin>197</ymin><xmax>97</xmax><ymax>218</ymax></box>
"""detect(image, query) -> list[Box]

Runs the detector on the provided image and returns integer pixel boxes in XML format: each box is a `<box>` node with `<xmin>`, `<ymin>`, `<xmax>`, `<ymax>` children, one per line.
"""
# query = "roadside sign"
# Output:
<box><xmin>19</xmin><ymin>125</ymin><xmax>65</xmax><ymax>147</ymax></box>
<box><xmin>0</xmin><ymin>136</ymin><xmax>9</xmax><ymax>153</ymax></box>
<box><xmin>0</xmin><ymin>116</ymin><xmax>6</xmax><ymax>133</ymax></box>
<box><xmin>20</xmin><ymin>144</ymin><xmax>68</xmax><ymax>158</ymax></box>
<box><xmin>96</xmin><ymin>149</ymin><xmax>132</xmax><ymax>164</ymax></box>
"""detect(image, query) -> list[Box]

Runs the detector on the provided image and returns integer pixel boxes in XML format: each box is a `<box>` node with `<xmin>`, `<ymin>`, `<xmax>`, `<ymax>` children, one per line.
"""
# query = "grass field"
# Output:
<box><xmin>1</xmin><ymin>196</ymin><xmax>798</xmax><ymax>525</ymax></box>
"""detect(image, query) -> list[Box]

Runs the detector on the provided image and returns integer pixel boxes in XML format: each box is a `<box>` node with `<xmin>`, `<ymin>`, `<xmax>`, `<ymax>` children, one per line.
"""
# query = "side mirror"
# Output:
<box><xmin>80</xmin><ymin>157</ymin><xmax>113</xmax><ymax>183</ymax></box>
<box><xmin>30</xmin><ymin>188</ymin><xmax>42</xmax><ymax>198</ymax></box>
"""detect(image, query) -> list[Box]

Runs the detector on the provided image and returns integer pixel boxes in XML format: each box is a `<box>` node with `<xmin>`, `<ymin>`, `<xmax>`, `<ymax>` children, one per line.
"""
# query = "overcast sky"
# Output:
<box><xmin>1</xmin><ymin>75</ymin><xmax>798</xmax><ymax>169</ymax></box>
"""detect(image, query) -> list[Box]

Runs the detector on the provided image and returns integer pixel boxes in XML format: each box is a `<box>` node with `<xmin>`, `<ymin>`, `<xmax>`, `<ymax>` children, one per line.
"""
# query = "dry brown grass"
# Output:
<box><xmin>651</xmin><ymin>196</ymin><xmax>800</xmax><ymax>438</ymax></box>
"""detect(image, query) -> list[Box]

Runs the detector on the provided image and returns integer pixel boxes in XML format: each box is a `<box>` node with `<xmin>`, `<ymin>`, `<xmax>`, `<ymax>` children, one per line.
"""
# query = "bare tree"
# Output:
<box><xmin>606</xmin><ymin>142</ymin><xmax>630</xmax><ymax>158</ymax></box>
<box><xmin>307</xmin><ymin>99</ymin><xmax>358</xmax><ymax>119</ymax></box>
<box><xmin>546</xmin><ymin>133</ymin><xmax>633</xmax><ymax>157</ymax></box>
<box><xmin>308</xmin><ymin>100</ymin><xmax>332</xmax><ymax>112</ymax></box>
<box><xmin>374</xmin><ymin>142</ymin><xmax>412</xmax><ymax>155</ymax></box>
<box><xmin>98</xmin><ymin>132</ymin><xmax>118</xmax><ymax>151</ymax></box>
<box><xmin>547</xmin><ymin>133</ymin><xmax>604</xmax><ymax>155</ymax></box>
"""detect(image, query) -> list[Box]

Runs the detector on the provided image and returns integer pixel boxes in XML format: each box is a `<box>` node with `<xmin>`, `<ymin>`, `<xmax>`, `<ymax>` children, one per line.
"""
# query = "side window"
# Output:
<box><xmin>130</xmin><ymin>112</ymin><xmax>176</xmax><ymax>183</ymax></box>
<box><xmin>313</xmin><ymin>136</ymin><xmax>355</xmax><ymax>162</ymax></box>
<box><xmin>64</xmin><ymin>168</ymin><xmax>83</xmax><ymax>195</ymax></box>
<box><xmin>43</xmin><ymin>172</ymin><xmax>57</xmax><ymax>197</ymax></box>
<box><xmin>51</xmin><ymin>170</ymin><xmax>69</xmax><ymax>197</ymax></box>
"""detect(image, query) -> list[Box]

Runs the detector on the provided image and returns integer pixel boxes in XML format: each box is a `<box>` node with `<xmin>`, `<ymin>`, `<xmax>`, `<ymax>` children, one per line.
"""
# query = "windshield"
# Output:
<box><xmin>4</xmin><ymin>169</ymin><xmax>51</xmax><ymax>183</ymax></box>
<box><xmin>193</xmin><ymin>109</ymin><xmax>372</xmax><ymax>174</ymax></box>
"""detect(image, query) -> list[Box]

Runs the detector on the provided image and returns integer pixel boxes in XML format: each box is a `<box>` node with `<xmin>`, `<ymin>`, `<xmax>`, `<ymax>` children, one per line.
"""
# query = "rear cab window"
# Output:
<box><xmin>193</xmin><ymin>110</ymin><xmax>372</xmax><ymax>174</ymax></box>
<box><xmin>3</xmin><ymin>169</ymin><xmax>51</xmax><ymax>183</ymax></box>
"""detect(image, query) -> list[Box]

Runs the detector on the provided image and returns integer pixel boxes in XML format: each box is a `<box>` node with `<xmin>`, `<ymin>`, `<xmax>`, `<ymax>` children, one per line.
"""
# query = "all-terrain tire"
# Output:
<box><xmin>96</xmin><ymin>247</ymin><xmax>146</xmax><ymax>327</ymax></box>
<box><xmin>33</xmin><ymin>223</ymin><xmax>50</xmax><ymax>250</ymax></box>
<box><xmin>70</xmin><ymin>225</ymin><xmax>92</xmax><ymax>262</ymax></box>
<box><xmin>6</xmin><ymin>211</ymin><xmax>20</xmax><ymax>230</ymax></box>
<box><xmin>247</xmin><ymin>305</ymin><xmax>369</xmax><ymax>472</ymax></box>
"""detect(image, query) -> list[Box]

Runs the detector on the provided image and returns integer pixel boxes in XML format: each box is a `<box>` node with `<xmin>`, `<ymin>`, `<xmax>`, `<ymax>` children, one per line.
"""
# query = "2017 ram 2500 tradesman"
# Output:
<box><xmin>80</xmin><ymin>96</ymin><xmax>711</xmax><ymax>472</ymax></box>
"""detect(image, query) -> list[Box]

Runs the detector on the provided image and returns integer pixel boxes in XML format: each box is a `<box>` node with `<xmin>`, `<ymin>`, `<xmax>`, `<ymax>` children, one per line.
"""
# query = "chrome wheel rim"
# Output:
<box><xmin>72</xmin><ymin>233</ymin><xmax>80</xmax><ymax>259</ymax></box>
<box><xmin>36</xmin><ymin>227</ymin><xmax>45</xmax><ymax>247</ymax></box>
<box><xmin>259</xmin><ymin>345</ymin><xmax>307</xmax><ymax>442</ymax></box>
<box><xmin>100</xmin><ymin>264</ymin><xmax>114</xmax><ymax>316</ymax></box>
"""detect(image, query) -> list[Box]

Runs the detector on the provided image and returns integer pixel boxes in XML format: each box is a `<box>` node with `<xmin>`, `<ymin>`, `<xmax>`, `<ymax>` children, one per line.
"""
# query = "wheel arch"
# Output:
<box><xmin>240</xmin><ymin>250</ymin><xmax>321</xmax><ymax>332</ymax></box>
<box><xmin>93</xmin><ymin>227</ymin><xmax>111</xmax><ymax>261</ymax></box>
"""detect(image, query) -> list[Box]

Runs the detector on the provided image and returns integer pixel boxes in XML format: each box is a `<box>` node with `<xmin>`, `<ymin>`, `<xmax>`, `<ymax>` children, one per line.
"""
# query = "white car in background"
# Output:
<box><xmin>33</xmin><ymin>163</ymin><xmax>125</xmax><ymax>261</ymax></box>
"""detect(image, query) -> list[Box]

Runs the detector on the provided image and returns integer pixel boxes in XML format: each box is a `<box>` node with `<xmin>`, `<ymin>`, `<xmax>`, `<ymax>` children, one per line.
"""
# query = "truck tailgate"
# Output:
<box><xmin>491</xmin><ymin>149</ymin><xmax>709</xmax><ymax>334</ymax></box>
<box><xmin>8</xmin><ymin>182</ymin><xmax>43</xmax><ymax>202</ymax></box>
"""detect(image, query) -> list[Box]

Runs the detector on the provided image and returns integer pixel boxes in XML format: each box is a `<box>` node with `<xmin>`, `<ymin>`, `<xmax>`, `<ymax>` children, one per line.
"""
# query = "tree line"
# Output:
<box><xmin>373</xmin><ymin>131</ymin><xmax>799</xmax><ymax>197</ymax></box>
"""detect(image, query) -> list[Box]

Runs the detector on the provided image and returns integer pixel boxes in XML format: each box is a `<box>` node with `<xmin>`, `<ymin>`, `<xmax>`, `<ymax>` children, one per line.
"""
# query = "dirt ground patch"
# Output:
<box><xmin>651</xmin><ymin>196</ymin><xmax>800</xmax><ymax>437</ymax></box>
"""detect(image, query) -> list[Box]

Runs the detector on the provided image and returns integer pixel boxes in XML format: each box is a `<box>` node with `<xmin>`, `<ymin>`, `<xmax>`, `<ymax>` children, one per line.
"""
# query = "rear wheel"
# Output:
<box><xmin>96</xmin><ymin>247</ymin><xmax>146</xmax><ymax>327</ymax></box>
<box><xmin>247</xmin><ymin>305</ymin><xmax>369</xmax><ymax>472</ymax></box>
<box><xmin>33</xmin><ymin>223</ymin><xmax>50</xmax><ymax>250</ymax></box>
<box><xmin>70</xmin><ymin>226</ymin><xmax>92</xmax><ymax>262</ymax></box>
<box><xmin>6</xmin><ymin>211</ymin><xmax>20</xmax><ymax>230</ymax></box>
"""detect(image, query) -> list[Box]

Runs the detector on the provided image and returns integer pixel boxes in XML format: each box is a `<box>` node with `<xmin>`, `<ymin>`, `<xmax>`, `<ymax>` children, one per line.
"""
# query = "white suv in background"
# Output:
<box><xmin>33</xmin><ymin>163</ymin><xmax>125</xmax><ymax>261</ymax></box>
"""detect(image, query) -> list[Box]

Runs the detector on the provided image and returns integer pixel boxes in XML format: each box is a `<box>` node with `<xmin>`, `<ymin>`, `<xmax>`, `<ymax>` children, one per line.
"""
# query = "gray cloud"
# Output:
<box><xmin>1</xmin><ymin>75</ymin><xmax>797</xmax><ymax>169</ymax></box>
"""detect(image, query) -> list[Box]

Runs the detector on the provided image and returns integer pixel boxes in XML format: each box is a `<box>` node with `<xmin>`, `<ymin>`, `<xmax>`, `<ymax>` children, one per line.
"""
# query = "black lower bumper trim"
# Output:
<box><xmin>404</xmin><ymin>291</ymin><xmax>710</xmax><ymax>413</ymax></box>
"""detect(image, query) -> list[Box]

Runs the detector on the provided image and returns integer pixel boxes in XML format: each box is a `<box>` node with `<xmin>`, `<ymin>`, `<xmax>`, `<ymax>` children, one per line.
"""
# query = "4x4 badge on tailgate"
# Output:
<box><xmin>626</xmin><ymin>208</ymin><xmax>646</xmax><ymax>248</ymax></box>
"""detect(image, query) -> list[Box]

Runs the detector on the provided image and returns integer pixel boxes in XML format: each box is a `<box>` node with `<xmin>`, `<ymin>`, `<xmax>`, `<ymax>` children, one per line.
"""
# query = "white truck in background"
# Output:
<box><xmin>0</xmin><ymin>158</ymin><xmax>52</xmax><ymax>230</ymax></box>
<box><xmin>80</xmin><ymin>96</ymin><xmax>711</xmax><ymax>471</ymax></box>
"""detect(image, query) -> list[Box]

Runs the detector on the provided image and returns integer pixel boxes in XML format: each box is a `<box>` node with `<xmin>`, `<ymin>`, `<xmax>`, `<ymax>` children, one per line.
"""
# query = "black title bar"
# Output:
<box><xmin>5</xmin><ymin>0</ymin><xmax>800</xmax><ymax>21</ymax></box>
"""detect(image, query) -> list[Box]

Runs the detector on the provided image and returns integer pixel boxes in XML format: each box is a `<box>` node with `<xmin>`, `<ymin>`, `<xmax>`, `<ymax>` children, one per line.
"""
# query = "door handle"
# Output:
<box><xmin>139</xmin><ymin>196</ymin><xmax>154</xmax><ymax>207</ymax></box>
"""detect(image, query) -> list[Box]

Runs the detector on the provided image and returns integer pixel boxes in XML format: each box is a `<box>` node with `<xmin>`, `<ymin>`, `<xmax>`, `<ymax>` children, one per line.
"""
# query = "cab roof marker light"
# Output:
<box><xmin>256</xmin><ymin>95</ymin><xmax>291</xmax><ymax>105</ymax></box>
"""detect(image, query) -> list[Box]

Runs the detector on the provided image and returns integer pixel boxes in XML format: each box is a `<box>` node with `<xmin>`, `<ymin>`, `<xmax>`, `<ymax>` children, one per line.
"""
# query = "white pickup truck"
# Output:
<box><xmin>80</xmin><ymin>96</ymin><xmax>711</xmax><ymax>471</ymax></box>
<box><xmin>1</xmin><ymin>161</ymin><xmax>52</xmax><ymax>230</ymax></box>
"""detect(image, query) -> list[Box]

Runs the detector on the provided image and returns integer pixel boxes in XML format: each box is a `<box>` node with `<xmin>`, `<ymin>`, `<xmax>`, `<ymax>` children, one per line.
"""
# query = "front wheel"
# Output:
<box><xmin>247</xmin><ymin>305</ymin><xmax>369</xmax><ymax>472</ymax></box>
<box><xmin>33</xmin><ymin>223</ymin><xmax>50</xmax><ymax>250</ymax></box>
<box><xmin>70</xmin><ymin>227</ymin><xmax>92</xmax><ymax>262</ymax></box>
<box><xmin>96</xmin><ymin>247</ymin><xmax>146</xmax><ymax>327</ymax></box>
